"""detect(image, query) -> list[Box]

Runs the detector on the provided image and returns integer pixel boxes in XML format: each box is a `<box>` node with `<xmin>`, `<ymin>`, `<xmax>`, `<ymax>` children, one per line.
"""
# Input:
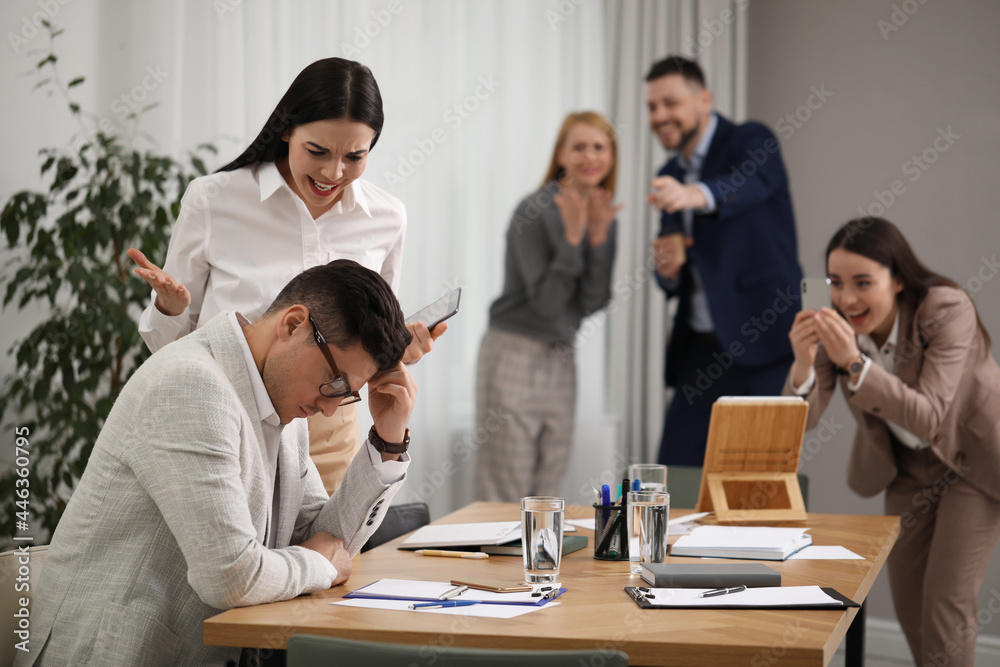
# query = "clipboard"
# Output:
<box><xmin>624</xmin><ymin>586</ymin><xmax>859</xmax><ymax>609</ymax></box>
<box><xmin>344</xmin><ymin>578</ymin><xmax>565</xmax><ymax>606</ymax></box>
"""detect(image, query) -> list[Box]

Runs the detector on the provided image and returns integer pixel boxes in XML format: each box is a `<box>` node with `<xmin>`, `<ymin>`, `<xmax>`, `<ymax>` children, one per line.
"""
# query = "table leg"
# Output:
<box><xmin>845</xmin><ymin>599</ymin><xmax>866</xmax><ymax>666</ymax></box>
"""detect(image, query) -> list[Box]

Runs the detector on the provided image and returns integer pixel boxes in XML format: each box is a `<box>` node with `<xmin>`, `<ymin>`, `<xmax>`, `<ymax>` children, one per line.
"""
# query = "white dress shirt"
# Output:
<box><xmin>792</xmin><ymin>312</ymin><xmax>929</xmax><ymax>450</ymax></box>
<box><xmin>226</xmin><ymin>312</ymin><xmax>410</xmax><ymax>582</ymax></box>
<box><xmin>139</xmin><ymin>162</ymin><xmax>406</xmax><ymax>352</ymax></box>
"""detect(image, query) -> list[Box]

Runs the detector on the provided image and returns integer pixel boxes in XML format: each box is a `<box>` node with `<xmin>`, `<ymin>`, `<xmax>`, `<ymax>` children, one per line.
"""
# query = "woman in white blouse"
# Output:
<box><xmin>129</xmin><ymin>58</ymin><xmax>442</xmax><ymax>493</ymax></box>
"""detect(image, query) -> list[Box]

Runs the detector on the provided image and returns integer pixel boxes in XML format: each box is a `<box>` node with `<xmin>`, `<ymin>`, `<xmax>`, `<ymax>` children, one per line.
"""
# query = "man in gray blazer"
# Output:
<box><xmin>18</xmin><ymin>260</ymin><xmax>416</xmax><ymax>666</ymax></box>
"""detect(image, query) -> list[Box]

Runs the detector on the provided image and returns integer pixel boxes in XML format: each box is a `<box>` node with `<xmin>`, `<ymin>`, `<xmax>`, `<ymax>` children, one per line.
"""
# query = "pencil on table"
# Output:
<box><xmin>414</xmin><ymin>549</ymin><xmax>489</xmax><ymax>559</ymax></box>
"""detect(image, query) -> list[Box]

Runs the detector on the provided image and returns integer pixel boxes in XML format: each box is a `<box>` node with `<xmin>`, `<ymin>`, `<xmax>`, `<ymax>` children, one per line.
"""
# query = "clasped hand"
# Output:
<box><xmin>788</xmin><ymin>307</ymin><xmax>861</xmax><ymax>385</ymax></box>
<box><xmin>554</xmin><ymin>187</ymin><xmax>623</xmax><ymax>247</ymax></box>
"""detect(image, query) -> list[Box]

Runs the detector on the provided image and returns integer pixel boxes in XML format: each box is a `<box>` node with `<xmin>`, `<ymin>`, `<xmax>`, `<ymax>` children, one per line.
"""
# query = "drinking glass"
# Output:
<box><xmin>521</xmin><ymin>496</ymin><xmax>564</xmax><ymax>584</ymax></box>
<box><xmin>627</xmin><ymin>490</ymin><xmax>669</xmax><ymax>575</ymax></box>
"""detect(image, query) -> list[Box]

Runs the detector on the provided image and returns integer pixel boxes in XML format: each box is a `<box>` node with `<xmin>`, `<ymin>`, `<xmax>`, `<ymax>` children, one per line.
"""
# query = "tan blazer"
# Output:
<box><xmin>786</xmin><ymin>286</ymin><xmax>1000</xmax><ymax>502</ymax></box>
<box><xmin>18</xmin><ymin>315</ymin><xmax>403</xmax><ymax>667</ymax></box>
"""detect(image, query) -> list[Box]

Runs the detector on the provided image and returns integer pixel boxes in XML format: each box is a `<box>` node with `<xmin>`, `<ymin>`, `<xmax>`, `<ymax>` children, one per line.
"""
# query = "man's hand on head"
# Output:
<box><xmin>367</xmin><ymin>361</ymin><xmax>417</xmax><ymax>452</ymax></box>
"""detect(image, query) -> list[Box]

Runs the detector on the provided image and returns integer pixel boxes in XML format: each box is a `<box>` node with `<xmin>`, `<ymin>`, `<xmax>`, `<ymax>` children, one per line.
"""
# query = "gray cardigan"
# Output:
<box><xmin>488</xmin><ymin>182</ymin><xmax>617</xmax><ymax>344</ymax></box>
<box><xmin>19</xmin><ymin>314</ymin><xmax>402</xmax><ymax>666</ymax></box>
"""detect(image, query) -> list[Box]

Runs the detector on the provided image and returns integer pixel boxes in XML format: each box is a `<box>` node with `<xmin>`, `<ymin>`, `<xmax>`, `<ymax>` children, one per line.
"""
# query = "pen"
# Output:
<box><xmin>439</xmin><ymin>584</ymin><xmax>468</xmax><ymax>600</ymax></box>
<box><xmin>409</xmin><ymin>600</ymin><xmax>482</xmax><ymax>609</ymax></box>
<box><xmin>415</xmin><ymin>549</ymin><xmax>489</xmax><ymax>560</ymax></box>
<box><xmin>699</xmin><ymin>585</ymin><xmax>747</xmax><ymax>598</ymax></box>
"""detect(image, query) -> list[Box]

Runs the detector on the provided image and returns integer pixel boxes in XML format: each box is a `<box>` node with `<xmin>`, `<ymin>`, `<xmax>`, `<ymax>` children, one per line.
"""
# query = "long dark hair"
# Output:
<box><xmin>827</xmin><ymin>217</ymin><xmax>990</xmax><ymax>347</ymax></box>
<box><xmin>217</xmin><ymin>58</ymin><xmax>384</xmax><ymax>173</ymax></box>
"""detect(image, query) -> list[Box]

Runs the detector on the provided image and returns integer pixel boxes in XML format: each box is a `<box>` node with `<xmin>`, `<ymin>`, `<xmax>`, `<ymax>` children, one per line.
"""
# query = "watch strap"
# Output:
<box><xmin>369</xmin><ymin>425</ymin><xmax>410</xmax><ymax>455</ymax></box>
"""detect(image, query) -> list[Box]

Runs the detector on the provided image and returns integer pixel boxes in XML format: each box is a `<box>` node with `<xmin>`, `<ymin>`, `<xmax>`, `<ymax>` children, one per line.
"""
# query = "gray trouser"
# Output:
<box><xmin>475</xmin><ymin>328</ymin><xmax>576</xmax><ymax>502</ymax></box>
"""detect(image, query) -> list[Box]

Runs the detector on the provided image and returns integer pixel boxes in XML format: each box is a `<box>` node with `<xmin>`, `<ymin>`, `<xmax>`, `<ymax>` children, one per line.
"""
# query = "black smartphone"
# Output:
<box><xmin>405</xmin><ymin>287</ymin><xmax>461</xmax><ymax>330</ymax></box>
<box><xmin>800</xmin><ymin>277</ymin><xmax>831</xmax><ymax>312</ymax></box>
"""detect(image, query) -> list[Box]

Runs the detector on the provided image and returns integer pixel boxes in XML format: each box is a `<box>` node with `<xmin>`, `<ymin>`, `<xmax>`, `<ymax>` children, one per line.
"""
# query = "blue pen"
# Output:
<box><xmin>600</xmin><ymin>484</ymin><xmax>611</xmax><ymax>526</ymax></box>
<box><xmin>632</xmin><ymin>479</ymin><xmax>641</xmax><ymax>492</ymax></box>
<box><xmin>409</xmin><ymin>600</ymin><xmax>483</xmax><ymax>609</ymax></box>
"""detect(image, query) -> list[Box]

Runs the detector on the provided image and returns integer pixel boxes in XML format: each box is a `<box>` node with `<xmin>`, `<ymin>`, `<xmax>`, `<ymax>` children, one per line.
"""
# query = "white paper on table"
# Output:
<box><xmin>332</xmin><ymin>598</ymin><xmax>559</xmax><ymax>618</ymax></box>
<box><xmin>643</xmin><ymin>585</ymin><xmax>843</xmax><ymax>607</ymax></box>
<box><xmin>566</xmin><ymin>518</ymin><xmax>595</xmax><ymax>531</ymax></box>
<box><xmin>787</xmin><ymin>545</ymin><xmax>864</xmax><ymax>560</ymax></box>
<box><xmin>667</xmin><ymin>512</ymin><xmax>711</xmax><ymax>535</ymax></box>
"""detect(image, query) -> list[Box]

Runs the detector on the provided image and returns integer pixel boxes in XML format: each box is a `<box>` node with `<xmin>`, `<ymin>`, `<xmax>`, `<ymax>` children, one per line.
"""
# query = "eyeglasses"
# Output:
<box><xmin>308</xmin><ymin>315</ymin><xmax>362</xmax><ymax>405</ymax></box>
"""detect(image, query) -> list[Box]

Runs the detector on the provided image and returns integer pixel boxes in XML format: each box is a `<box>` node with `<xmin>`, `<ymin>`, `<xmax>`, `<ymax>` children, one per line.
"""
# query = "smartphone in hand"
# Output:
<box><xmin>800</xmin><ymin>277</ymin><xmax>831</xmax><ymax>312</ymax></box>
<box><xmin>405</xmin><ymin>287</ymin><xmax>461</xmax><ymax>330</ymax></box>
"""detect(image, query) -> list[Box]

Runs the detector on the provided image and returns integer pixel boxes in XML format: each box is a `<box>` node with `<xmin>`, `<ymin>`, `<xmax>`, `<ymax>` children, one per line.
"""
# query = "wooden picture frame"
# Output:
<box><xmin>694</xmin><ymin>397</ymin><xmax>809</xmax><ymax>524</ymax></box>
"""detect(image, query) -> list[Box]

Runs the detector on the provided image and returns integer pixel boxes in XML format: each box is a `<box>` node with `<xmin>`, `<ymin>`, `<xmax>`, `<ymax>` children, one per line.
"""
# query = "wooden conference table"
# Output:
<box><xmin>204</xmin><ymin>502</ymin><xmax>899</xmax><ymax>666</ymax></box>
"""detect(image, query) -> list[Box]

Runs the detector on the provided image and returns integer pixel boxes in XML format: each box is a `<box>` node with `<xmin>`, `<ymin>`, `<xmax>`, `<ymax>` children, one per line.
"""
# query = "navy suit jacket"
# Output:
<box><xmin>656</xmin><ymin>114</ymin><xmax>802</xmax><ymax>385</ymax></box>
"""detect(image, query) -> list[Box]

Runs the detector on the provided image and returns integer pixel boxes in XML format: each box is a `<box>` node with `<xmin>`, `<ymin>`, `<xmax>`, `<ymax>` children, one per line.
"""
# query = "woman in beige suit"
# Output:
<box><xmin>787</xmin><ymin>217</ymin><xmax>1000</xmax><ymax>667</ymax></box>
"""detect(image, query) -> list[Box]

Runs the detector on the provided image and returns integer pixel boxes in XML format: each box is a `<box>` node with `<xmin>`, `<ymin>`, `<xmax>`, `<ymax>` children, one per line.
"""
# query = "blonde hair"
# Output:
<box><xmin>540</xmin><ymin>111</ymin><xmax>618</xmax><ymax>195</ymax></box>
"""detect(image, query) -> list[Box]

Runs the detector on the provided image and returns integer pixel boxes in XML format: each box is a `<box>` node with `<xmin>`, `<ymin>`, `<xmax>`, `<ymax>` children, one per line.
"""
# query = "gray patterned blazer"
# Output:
<box><xmin>18</xmin><ymin>314</ymin><xmax>404</xmax><ymax>666</ymax></box>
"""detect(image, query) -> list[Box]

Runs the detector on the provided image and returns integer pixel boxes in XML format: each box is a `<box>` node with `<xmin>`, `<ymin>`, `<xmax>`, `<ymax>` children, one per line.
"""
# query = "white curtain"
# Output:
<box><xmin>112</xmin><ymin>0</ymin><xmax>744</xmax><ymax>519</ymax></box>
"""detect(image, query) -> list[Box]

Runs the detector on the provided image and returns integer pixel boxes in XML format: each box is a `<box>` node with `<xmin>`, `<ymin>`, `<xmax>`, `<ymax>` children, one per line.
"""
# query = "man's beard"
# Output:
<box><xmin>674</xmin><ymin>116</ymin><xmax>702</xmax><ymax>155</ymax></box>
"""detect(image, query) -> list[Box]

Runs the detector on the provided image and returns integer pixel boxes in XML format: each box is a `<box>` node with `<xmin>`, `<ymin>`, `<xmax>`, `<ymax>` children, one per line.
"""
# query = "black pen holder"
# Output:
<box><xmin>592</xmin><ymin>504</ymin><xmax>629</xmax><ymax>560</ymax></box>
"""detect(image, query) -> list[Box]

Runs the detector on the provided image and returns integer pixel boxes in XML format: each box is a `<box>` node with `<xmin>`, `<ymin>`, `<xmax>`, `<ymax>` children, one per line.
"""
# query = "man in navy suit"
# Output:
<box><xmin>647</xmin><ymin>56</ymin><xmax>802</xmax><ymax>466</ymax></box>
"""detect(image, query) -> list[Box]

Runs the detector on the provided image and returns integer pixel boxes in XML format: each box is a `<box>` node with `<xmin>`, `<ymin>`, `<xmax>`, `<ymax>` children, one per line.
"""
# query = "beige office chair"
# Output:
<box><xmin>286</xmin><ymin>634</ymin><xmax>630</xmax><ymax>666</ymax></box>
<box><xmin>1</xmin><ymin>544</ymin><xmax>49</xmax><ymax>667</ymax></box>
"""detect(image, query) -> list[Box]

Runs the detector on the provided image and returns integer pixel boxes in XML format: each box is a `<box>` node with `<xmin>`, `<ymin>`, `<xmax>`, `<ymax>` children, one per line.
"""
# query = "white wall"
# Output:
<box><xmin>747</xmin><ymin>0</ymin><xmax>1000</xmax><ymax>640</ymax></box>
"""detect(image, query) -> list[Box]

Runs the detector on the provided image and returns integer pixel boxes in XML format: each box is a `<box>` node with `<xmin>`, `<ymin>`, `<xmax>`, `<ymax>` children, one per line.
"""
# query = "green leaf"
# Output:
<box><xmin>67</xmin><ymin>76</ymin><xmax>85</xmax><ymax>88</ymax></box>
<box><xmin>37</xmin><ymin>54</ymin><xmax>56</xmax><ymax>69</ymax></box>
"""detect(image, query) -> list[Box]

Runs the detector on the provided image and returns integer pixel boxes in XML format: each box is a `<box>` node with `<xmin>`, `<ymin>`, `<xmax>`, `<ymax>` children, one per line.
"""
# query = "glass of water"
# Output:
<box><xmin>521</xmin><ymin>496</ymin><xmax>564</xmax><ymax>584</ymax></box>
<box><xmin>628</xmin><ymin>463</ymin><xmax>667</xmax><ymax>493</ymax></box>
<box><xmin>627</xmin><ymin>490</ymin><xmax>669</xmax><ymax>575</ymax></box>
